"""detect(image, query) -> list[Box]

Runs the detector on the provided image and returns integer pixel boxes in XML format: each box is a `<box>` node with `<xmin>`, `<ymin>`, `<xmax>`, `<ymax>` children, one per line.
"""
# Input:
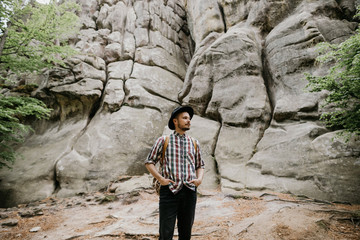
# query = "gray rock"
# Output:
<box><xmin>128</xmin><ymin>63</ymin><xmax>183</xmax><ymax>104</ymax></box>
<box><xmin>29</xmin><ymin>226</ymin><xmax>41</xmax><ymax>232</ymax></box>
<box><xmin>102</xmin><ymin>80</ymin><xmax>125</xmax><ymax>112</ymax></box>
<box><xmin>122</xmin><ymin>32</ymin><xmax>136</xmax><ymax>60</ymax></box>
<box><xmin>134</xmin><ymin>28</ymin><xmax>149</xmax><ymax>47</ymax></box>
<box><xmin>107</xmin><ymin>214</ymin><xmax>119</xmax><ymax>219</ymax></box>
<box><xmin>113</xmin><ymin>175</ymin><xmax>153</xmax><ymax>195</ymax></box>
<box><xmin>0</xmin><ymin>0</ymin><xmax>359</xmax><ymax>207</ymax></box>
<box><xmin>204</xmin><ymin>26</ymin><xmax>270</xmax><ymax>126</ymax></box>
<box><xmin>1</xmin><ymin>219</ymin><xmax>18</xmax><ymax>227</ymax></box>
<box><xmin>186</xmin><ymin>0</ymin><xmax>225</xmax><ymax>46</ymax></box>
<box><xmin>78</xmin><ymin>0</ymin><xmax>98</xmax><ymax>29</ymax></box>
<box><xmin>245</xmin><ymin>0</ymin><xmax>360</xmax><ymax>203</ymax></box>
<box><xmin>19</xmin><ymin>208</ymin><xmax>44</xmax><ymax>218</ymax></box>
<box><xmin>247</xmin><ymin>124</ymin><xmax>360</xmax><ymax>203</ymax></box>
<box><xmin>72</xmin><ymin>62</ymin><xmax>106</xmax><ymax>82</ymax></box>
<box><xmin>135</xmin><ymin>47</ymin><xmax>187</xmax><ymax>79</ymax></box>
<box><xmin>50</xmin><ymin>78</ymin><xmax>103</xmax><ymax>98</ymax></box>
<box><xmin>186</xmin><ymin>116</ymin><xmax>221</xmax><ymax>191</ymax></box>
<box><xmin>107</xmin><ymin>60</ymin><xmax>133</xmax><ymax>80</ymax></box>
<box><xmin>106</xmin><ymin>31</ymin><xmax>122</xmax><ymax>44</ymax></box>
<box><xmin>75</xmin><ymin>29</ymin><xmax>109</xmax><ymax>58</ymax></box>
<box><xmin>0</xmin><ymin>120</ymin><xmax>88</xmax><ymax>207</ymax></box>
<box><xmin>104</xmin><ymin>43</ymin><xmax>123</xmax><ymax>63</ymax></box>
<box><xmin>216</xmin><ymin>126</ymin><xmax>260</xmax><ymax>191</ymax></box>
<box><xmin>55</xmin><ymin>107</ymin><xmax>167</xmax><ymax>198</ymax></box>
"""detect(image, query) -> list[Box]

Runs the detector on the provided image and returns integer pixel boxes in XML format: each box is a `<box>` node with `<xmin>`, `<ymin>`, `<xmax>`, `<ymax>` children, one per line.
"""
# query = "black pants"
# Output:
<box><xmin>159</xmin><ymin>186</ymin><xmax>197</xmax><ymax>240</ymax></box>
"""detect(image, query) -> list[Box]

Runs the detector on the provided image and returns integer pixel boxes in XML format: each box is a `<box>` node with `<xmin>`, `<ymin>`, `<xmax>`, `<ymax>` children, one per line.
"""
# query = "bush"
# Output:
<box><xmin>305</xmin><ymin>6</ymin><xmax>360</xmax><ymax>139</ymax></box>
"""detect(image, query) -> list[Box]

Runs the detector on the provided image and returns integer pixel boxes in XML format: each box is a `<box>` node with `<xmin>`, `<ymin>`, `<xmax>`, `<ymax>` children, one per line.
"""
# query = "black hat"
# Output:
<box><xmin>168</xmin><ymin>105</ymin><xmax>194</xmax><ymax>130</ymax></box>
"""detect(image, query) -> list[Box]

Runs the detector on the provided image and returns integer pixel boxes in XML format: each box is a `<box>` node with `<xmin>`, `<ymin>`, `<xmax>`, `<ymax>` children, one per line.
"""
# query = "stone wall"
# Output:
<box><xmin>0</xmin><ymin>0</ymin><xmax>359</xmax><ymax>207</ymax></box>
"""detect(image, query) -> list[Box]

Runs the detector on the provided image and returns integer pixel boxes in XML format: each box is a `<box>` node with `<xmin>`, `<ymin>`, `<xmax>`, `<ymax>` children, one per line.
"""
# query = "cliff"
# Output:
<box><xmin>0</xmin><ymin>0</ymin><xmax>359</xmax><ymax>207</ymax></box>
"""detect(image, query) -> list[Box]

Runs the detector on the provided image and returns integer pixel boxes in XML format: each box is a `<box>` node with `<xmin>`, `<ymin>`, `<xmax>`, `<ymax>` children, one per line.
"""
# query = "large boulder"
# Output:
<box><xmin>0</xmin><ymin>120</ymin><xmax>88</xmax><ymax>207</ymax></box>
<box><xmin>244</xmin><ymin>0</ymin><xmax>359</xmax><ymax>201</ymax></box>
<box><xmin>247</xmin><ymin>128</ymin><xmax>360</xmax><ymax>203</ymax></box>
<box><xmin>181</xmin><ymin>24</ymin><xmax>272</xmax><ymax>193</ymax></box>
<box><xmin>55</xmin><ymin>106</ymin><xmax>166</xmax><ymax>198</ymax></box>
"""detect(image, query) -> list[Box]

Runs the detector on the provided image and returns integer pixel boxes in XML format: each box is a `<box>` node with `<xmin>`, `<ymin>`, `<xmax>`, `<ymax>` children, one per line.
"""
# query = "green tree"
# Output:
<box><xmin>0</xmin><ymin>95</ymin><xmax>51</xmax><ymax>168</ymax></box>
<box><xmin>306</xmin><ymin>6</ymin><xmax>360</xmax><ymax>139</ymax></box>
<box><xmin>0</xmin><ymin>0</ymin><xmax>80</xmax><ymax>72</ymax></box>
<box><xmin>0</xmin><ymin>0</ymin><xmax>81</xmax><ymax>168</ymax></box>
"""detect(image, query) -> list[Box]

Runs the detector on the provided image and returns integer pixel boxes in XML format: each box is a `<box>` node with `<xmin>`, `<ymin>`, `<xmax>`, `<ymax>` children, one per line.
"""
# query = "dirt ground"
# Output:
<box><xmin>1</xmin><ymin>188</ymin><xmax>360</xmax><ymax>240</ymax></box>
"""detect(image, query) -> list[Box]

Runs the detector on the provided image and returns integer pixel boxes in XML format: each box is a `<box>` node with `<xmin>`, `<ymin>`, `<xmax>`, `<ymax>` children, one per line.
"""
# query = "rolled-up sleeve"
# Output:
<box><xmin>195</xmin><ymin>140</ymin><xmax>204</xmax><ymax>169</ymax></box>
<box><xmin>145</xmin><ymin>136</ymin><xmax>165</xmax><ymax>165</ymax></box>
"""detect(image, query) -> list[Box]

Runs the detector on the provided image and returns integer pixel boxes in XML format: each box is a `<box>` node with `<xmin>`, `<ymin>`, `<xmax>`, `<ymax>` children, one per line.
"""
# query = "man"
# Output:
<box><xmin>145</xmin><ymin>105</ymin><xmax>204</xmax><ymax>240</ymax></box>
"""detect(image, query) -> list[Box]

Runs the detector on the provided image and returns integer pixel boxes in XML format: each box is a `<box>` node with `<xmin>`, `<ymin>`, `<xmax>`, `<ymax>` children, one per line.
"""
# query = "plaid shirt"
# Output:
<box><xmin>145</xmin><ymin>132</ymin><xmax>204</xmax><ymax>193</ymax></box>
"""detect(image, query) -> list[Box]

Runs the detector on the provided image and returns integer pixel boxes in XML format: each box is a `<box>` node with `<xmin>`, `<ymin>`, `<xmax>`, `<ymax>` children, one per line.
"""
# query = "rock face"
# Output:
<box><xmin>0</xmin><ymin>0</ymin><xmax>359</xmax><ymax>207</ymax></box>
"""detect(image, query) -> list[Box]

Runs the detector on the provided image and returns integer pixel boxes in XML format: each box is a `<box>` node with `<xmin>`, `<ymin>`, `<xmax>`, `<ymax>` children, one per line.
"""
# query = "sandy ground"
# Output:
<box><xmin>1</xmin><ymin>188</ymin><xmax>360</xmax><ymax>240</ymax></box>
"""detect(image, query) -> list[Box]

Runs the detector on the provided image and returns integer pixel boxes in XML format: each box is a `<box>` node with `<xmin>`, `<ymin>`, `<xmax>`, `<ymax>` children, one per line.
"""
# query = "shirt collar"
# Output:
<box><xmin>173</xmin><ymin>131</ymin><xmax>186</xmax><ymax>137</ymax></box>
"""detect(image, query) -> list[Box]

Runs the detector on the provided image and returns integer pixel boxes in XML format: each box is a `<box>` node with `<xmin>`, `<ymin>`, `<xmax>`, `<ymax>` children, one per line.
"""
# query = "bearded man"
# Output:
<box><xmin>145</xmin><ymin>105</ymin><xmax>204</xmax><ymax>240</ymax></box>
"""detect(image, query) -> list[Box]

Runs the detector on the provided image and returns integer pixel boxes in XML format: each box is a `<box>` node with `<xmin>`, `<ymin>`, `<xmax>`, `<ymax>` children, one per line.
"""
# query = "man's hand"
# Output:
<box><xmin>189</xmin><ymin>178</ymin><xmax>202</xmax><ymax>187</ymax></box>
<box><xmin>159</xmin><ymin>177</ymin><xmax>175</xmax><ymax>186</ymax></box>
<box><xmin>145</xmin><ymin>163</ymin><xmax>175</xmax><ymax>186</ymax></box>
<box><xmin>190</xmin><ymin>168</ymin><xmax>204</xmax><ymax>187</ymax></box>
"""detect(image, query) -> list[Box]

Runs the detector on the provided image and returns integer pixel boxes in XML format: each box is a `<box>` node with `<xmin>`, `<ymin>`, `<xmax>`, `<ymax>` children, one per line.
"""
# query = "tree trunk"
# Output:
<box><xmin>0</xmin><ymin>21</ymin><xmax>11</xmax><ymax>59</ymax></box>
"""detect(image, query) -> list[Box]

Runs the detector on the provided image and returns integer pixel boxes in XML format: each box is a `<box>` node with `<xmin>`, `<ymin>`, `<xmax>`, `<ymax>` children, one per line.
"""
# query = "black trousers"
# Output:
<box><xmin>159</xmin><ymin>186</ymin><xmax>197</xmax><ymax>240</ymax></box>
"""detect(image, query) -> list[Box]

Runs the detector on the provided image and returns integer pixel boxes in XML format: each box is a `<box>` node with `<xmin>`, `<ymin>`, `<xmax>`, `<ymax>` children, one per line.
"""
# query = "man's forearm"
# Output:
<box><xmin>146</xmin><ymin>163</ymin><xmax>175</xmax><ymax>186</ymax></box>
<box><xmin>196</xmin><ymin>168</ymin><xmax>204</xmax><ymax>181</ymax></box>
<box><xmin>145</xmin><ymin>163</ymin><xmax>162</xmax><ymax>181</ymax></box>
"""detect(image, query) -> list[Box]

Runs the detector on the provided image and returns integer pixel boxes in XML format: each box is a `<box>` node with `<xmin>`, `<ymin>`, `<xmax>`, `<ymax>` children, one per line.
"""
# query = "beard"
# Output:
<box><xmin>177</xmin><ymin>123</ymin><xmax>190</xmax><ymax>132</ymax></box>
<box><xmin>181</xmin><ymin>126</ymin><xmax>190</xmax><ymax>131</ymax></box>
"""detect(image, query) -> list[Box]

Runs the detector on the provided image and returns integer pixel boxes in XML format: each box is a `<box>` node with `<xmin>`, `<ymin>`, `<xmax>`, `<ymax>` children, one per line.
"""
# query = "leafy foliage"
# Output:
<box><xmin>0</xmin><ymin>94</ymin><xmax>51</xmax><ymax>168</ymax></box>
<box><xmin>306</xmin><ymin>7</ymin><xmax>360</xmax><ymax>139</ymax></box>
<box><xmin>0</xmin><ymin>0</ymin><xmax>81</xmax><ymax>73</ymax></box>
<box><xmin>0</xmin><ymin>0</ymin><xmax>81</xmax><ymax>168</ymax></box>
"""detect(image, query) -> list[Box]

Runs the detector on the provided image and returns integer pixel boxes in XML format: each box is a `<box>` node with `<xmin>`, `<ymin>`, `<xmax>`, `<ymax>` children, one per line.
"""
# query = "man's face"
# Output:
<box><xmin>174</xmin><ymin>112</ymin><xmax>191</xmax><ymax>132</ymax></box>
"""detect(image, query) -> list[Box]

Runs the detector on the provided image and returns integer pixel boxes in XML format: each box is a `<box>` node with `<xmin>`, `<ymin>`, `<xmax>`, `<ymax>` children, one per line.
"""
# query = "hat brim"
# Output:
<box><xmin>168</xmin><ymin>106</ymin><xmax>194</xmax><ymax>130</ymax></box>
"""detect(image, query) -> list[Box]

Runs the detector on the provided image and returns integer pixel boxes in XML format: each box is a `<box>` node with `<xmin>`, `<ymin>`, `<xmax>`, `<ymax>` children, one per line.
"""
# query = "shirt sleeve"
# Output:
<box><xmin>195</xmin><ymin>139</ymin><xmax>205</xmax><ymax>169</ymax></box>
<box><xmin>145</xmin><ymin>136</ymin><xmax>165</xmax><ymax>165</ymax></box>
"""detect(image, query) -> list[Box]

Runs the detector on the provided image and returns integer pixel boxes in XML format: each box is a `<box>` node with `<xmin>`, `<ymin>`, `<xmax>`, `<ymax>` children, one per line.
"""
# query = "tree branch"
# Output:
<box><xmin>0</xmin><ymin>21</ymin><xmax>11</xmax><ymax>57</ymax></box>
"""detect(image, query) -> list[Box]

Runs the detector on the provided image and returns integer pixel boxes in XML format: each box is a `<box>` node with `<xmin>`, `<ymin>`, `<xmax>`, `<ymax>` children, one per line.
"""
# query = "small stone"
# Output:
<box><xmin>19</xmin><ymin>208</ymin><xmax>44</xmax><ymax>218</ymax></box>
<box><xmin>108</xmin><ymin>185</ymin><xmax>118</xmax><ymax>193</ymax></box>
<box><xmin>30</xmin><ymin>226</ymin><xmax>41</xmax><ymax>232</ymax></box>
<box><xmin>19</xmin><ymin>210</ymin><xmax>35</xmax><ymax>218</ymax></box>
<box><xmin>33</xmin><ymin>208</ymin><xmax>44</xmax><ymax>216</ymax></box>
<box><xmin>2</xmin><ymin>218</ymin><xmax>19</xmax><ymax>227</ymax></box>
<box><xmin>106</xmin><ymin>214</ymin><xmax>119</xmax><ymax>219</ymax></box>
